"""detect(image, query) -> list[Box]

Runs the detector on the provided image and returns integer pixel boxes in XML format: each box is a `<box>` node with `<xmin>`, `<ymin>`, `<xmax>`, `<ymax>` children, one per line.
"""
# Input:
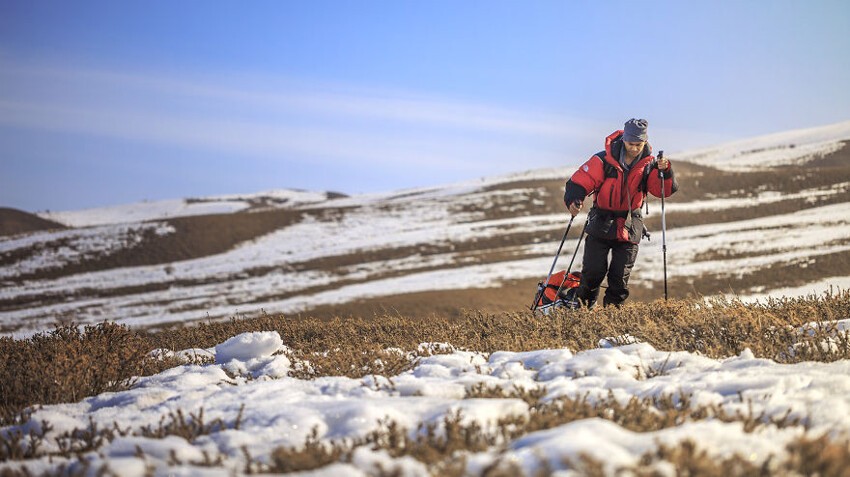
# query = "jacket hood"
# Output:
<box><xmin>604</xmin><ymin>130</ymin><xmax>653</xmax><ymax>169</ymax></box>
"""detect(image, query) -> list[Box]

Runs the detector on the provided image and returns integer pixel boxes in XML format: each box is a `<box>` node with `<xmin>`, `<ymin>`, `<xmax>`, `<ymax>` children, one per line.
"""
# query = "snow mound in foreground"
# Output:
<box><xmin>214</xmin><ymin>331</ymin><xmax>284</xmax><ymax>363</ymax></box>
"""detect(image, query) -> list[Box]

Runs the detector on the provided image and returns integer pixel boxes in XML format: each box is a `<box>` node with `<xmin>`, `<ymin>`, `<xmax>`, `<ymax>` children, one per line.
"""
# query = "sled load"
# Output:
<box><xmin>533</xmin><ymin>270</ymin><xmax>582</xmax><ymax>313</ymax></box>
<box><xmin>529</xmin><ymin>215</ymin><xmax>588</xmax><ymax>314</ymax></box>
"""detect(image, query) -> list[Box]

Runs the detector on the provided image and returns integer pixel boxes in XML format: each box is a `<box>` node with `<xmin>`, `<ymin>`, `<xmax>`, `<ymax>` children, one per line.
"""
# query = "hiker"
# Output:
<box><xmin>563</xmin><ymin>118</ymin><xmax>678</xmax><ymax>307</ymax></box>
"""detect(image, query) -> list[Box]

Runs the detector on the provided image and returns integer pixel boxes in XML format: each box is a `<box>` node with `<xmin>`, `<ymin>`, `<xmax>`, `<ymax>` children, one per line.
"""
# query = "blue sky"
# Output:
<box><xmin>1</xmin><ymin>1</ymin><xmax>849</xmax><ymax>212</ymax></box>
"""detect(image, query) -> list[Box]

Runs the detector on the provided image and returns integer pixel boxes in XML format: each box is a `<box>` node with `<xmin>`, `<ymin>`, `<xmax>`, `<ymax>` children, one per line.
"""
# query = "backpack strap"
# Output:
<box><xmin>639</xmin><ymin>158</ymin><xmax>658</xmax><ymax>217</ymax></box>
<box><xmin>595</xmin><ymin>152</ymin><xmax>619</xmax><ymax>179</ymax></box>
<box><xmin>639</xmin><ymin>158</ymin><xmax>658</xmax><ymax>193</ymax></box>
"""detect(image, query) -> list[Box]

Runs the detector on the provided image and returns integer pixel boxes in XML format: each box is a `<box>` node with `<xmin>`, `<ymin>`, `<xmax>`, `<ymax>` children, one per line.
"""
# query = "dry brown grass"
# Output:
<box><xmin>2</xmin><ymin>398</ymin><xmax>845</xmax><ymax>475</ymax></box>
<box><xmin>268</xmin><ymin>427</ymin><xmax>351</xmax><ymax>473</ymax></box>
<box><xmin>150</xmin><ymin>290</ymin><xmax>850</xmax><ymax>362</ymax></box>
<box><xmin>4</xmin><ymin>291</ymin><xmax>848</xmax><ymax>429</ymax></box>
<box><xmin>0</xmin><ymin>323</ymin><xmax>179</xmax><ymax>425</ymax></box>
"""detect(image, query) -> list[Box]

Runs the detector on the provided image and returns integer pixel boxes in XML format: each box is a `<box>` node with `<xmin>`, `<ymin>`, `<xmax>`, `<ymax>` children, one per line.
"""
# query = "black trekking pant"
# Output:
<box><xmin>575</xmin><ymin>235</ymin><xmax>639</xmax><ymax>307</ymax></box>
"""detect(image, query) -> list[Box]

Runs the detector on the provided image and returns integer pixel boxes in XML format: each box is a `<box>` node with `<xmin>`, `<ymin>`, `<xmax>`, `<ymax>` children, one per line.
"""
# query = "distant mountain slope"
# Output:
<box><xmin>37</xmin><ymin>189</ymin><xmax>341</xmax><ymax>227</ymax></box>
<box><xmin>2</xmin><ymin>121</ymin><xmax>850</xmax><ymax>337</ymax></box>
<box><xmin>676</xmin><ymin>120</ymin><xmax>850</xmax><ymax>170</ymax></box>
<box><xmin>0</xmin><ymin>207</ymin><xmax>65</xmax><ymax>237</ymax></box>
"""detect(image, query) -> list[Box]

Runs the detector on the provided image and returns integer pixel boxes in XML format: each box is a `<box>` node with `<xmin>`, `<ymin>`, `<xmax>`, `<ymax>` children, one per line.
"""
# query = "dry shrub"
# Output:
<box><xmin>465</xmin><ymin>382</ymin><xmax>547</xmax><ymax>407</ymax></box>
<box><xmin>2</xmin><ymin>394</ymin><xmax>847</xmax><ymax>474</ymax></box>
<box><xmin>269</xmin><ymin>411</ymin><xmax>500</xmax><ymax>474</ymax></box>
<box><xmin>0</xmin><ymin>418</ymin><xmax>51</xmax><ymax>461</ymax></box>
<box><xmin>53</xmin><ymin>417</ymin><xmax>131</xmax><ymax>457</ymax></box>
<box><xmin>606</xmin><ymin>434</ymin><xmax>850</xmax><ymax>477</ymax></box>
<box><xmin>782</xmin><ymin>434</ymin><xmax>850</xmax><ymax>477</ymax></box>
<box><xmin>386</xmin><ymin>411</ymin><xmax>499</xmax><ymax>463</ymax></box>
<box><xmin>144</xmin><ymin>290</ymin><xmax>850</xmax><ymax>374</ymax></box>
<box><xmin>513</xmin><ymin>391</ymin><xmax>801</xmax><ymax>439</ymax></box>
<box><xmin>139</xmin><ymin>405</ymin><xmax>244</xmax><ymax>442</ymax></box>
<box><xmin>287</xmin><ymin>344</ymin><xmax>417</xmax><ymax>380</ymax></box>
<box><xmin>1</xmin><ymin>291</ymin><xmax>848</xmax><ymax>471</ymax></box>
<box><xmin>623</xmin><ymin>439</ymin><xmax>766</xmax><ymax>476</ymax></box>
<box><xmin>3</xmin><ymin>291</ymin><xmax>849</xmax><ymax>427</ymax></box>
<box><xmin>263</xmin><ymin>396</ymin><xmax>844</xmax><ymax>476</ymax></box>
<box><xmin>268</xmin><ymin>427</ymin><xmax>351</xmax><ymax>473</ymax></box>
<box><xmin>262</xmin><ymin>392</ymin><xmax>806</xmax><ymax>474</ymax></box>
<box><xmin>0</xmin><ymin>322</ymin><xmax>178</xmax><ymax>425</ymax></box>
<box><xmin>1</xmin><ymin>405</ymin><xmax>243</xmax><ymax>464</ymax></box>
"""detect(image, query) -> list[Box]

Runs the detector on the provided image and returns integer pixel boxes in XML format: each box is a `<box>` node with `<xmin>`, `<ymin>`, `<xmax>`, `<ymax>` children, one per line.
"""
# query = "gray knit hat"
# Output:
<box><xmin>623</xmin><ymin>118</ymin><xmax>648</xmax><ymax>142</ymax></box>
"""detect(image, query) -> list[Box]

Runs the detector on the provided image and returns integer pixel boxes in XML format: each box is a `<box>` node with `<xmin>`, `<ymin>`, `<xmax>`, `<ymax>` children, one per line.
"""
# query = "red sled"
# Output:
<box><xmin>535</xmin><ymin>270</ymin><xmax>582</xmax><ymax>311</ymax></box>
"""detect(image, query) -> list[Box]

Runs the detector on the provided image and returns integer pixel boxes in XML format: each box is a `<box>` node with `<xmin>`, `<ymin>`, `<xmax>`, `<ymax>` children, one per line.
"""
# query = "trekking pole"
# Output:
<box><xmin>530</xmin><ymin>215</ymin><xmax>575</xmax><ymax>311</ymax></box>
<box><xmin>658</xmin><ymin>150</ymin><xmax>669</xmax><ymax>301</ymax></box>
<box><xmin>552</xmin><ymin>217</ymin><xmax>588</xmax><ymax>299</ymax></box>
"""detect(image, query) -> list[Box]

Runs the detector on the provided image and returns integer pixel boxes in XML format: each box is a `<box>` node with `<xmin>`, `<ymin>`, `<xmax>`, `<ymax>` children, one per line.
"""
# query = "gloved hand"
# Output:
<box><xmin>568</xmin><ymin>199</ymin><xmax>583</xmax><ymax>217</ymax></box>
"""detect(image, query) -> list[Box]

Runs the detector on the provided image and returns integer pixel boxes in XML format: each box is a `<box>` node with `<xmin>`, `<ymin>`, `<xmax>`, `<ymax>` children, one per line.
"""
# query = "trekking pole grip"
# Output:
<box><xmin>657</xmin><ymin>150</ymin><xmax>665</xmax><ymax>179</ymax></box>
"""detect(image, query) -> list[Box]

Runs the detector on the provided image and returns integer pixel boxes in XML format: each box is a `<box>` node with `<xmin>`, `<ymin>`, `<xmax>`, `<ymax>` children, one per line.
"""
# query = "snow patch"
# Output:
<box><xmin>214</xmin><ymin>331</ymin><xmax>285</xmax><ymax>363</ymax></box>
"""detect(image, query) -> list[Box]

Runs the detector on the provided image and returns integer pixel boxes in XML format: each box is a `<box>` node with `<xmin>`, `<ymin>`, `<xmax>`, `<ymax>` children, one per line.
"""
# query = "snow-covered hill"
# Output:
<box><xmin>3</xmin><ymin>121</ymin><xmax>850</xmax><ymax>337</ymax></box>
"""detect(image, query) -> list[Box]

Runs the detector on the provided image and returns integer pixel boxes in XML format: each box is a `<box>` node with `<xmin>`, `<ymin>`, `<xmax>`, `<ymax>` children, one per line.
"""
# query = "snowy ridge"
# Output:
<box><xmin>34</xmin><ymin>167</ymin><xmax>573</xmax><ymax>228</ymax></box>
<box><xmin>675</xmin><ymin>120</ymin><xmax>850</xmax><ymax>170</ymax></box>
<box><xmin>37</xmin><ymin>189</ymin><xmax>332</xmax><ymax>227</ymax></box>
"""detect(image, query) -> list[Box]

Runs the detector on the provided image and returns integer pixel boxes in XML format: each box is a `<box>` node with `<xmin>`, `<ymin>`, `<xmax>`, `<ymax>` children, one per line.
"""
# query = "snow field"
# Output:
<box><xmin>4</xmin><ymin>191</ymin><xmax>850</xmax><ymax>336</ymax></box>
<box><xmin>0</xmin><ymin>221</ymin><xmax>175</xmax><ymax>280</ymax></box>
<box><xmin>5</xmin><ymin>328</ymin><xmax>850</xmax><ymax>476</ymax></box>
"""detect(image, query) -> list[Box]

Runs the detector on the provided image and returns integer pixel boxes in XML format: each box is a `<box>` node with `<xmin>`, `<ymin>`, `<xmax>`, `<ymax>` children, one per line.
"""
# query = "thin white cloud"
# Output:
<box><xmin>0</xmin><ymin>62</ymin><xmax>609</xmax><ymax>173</ymax></box>
<box><xmin>0</xmin><ymin>98</ymin><xmax>565</xmax><ymax>171</ymax></box>
<box><xmin>0</xmin><ymin>62</ymin><xmax>599</xmax><ymax>139</ymax></box>
<box><xmin>0</xmin><ymin>61</ymin><xmax>728</xmax><ymax>176</ymax></box>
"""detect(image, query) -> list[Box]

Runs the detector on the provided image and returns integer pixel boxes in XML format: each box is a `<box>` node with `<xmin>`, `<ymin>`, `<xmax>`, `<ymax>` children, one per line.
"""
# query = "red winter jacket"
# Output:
<box><xmin>564</xmin><ymin>130</ymin><xmax>678</xmax><ymax>243</ymax></box>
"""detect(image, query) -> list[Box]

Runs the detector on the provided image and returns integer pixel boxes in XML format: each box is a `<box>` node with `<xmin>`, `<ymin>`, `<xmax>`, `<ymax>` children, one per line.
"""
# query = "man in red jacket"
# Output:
<box><xmin>564</xmin><ymin>118</ymin><xmax>677</xmax><ymax>307</ymax></box>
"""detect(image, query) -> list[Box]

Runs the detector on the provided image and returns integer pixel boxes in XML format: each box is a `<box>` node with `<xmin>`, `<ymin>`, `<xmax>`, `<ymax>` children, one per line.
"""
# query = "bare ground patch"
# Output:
<box><xmin>292</xmin><ymin>278</ymin><xmax>533</xmax><ymax>321</ymax></box>
<box><xmin>281</xmin><ymin>244</ymin><xmax>850</xmax><ymax>320</ymax></box>
<box><xmin>0</xmin><ymin>208</ymin><xmax>66</xmax><ymax>237</ymax></box>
